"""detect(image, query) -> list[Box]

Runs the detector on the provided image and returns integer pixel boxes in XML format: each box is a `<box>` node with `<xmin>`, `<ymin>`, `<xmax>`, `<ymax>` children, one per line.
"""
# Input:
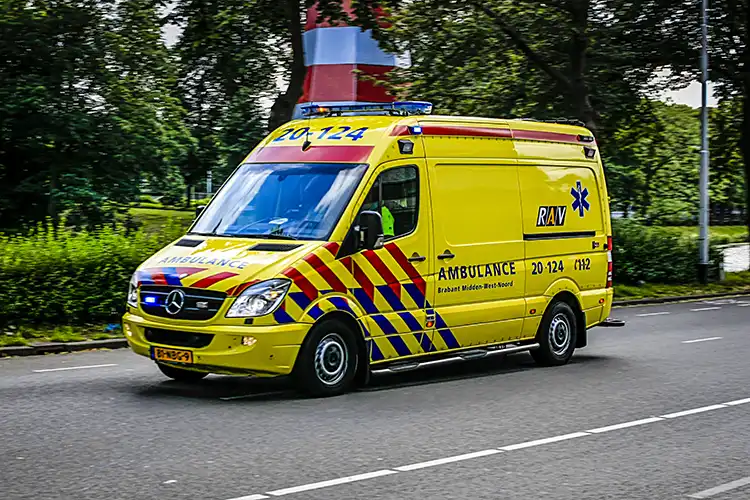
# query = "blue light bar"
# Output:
<box><xmin>300</xmin><ymin>101</ymin><xmax>433</xmax><ymax>118</ymax></box>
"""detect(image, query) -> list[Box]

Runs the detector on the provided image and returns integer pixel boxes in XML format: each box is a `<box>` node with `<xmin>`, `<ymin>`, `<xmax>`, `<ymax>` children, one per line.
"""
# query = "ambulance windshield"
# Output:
<box><xmin>190</xmin><ymin>162</ymin><xmax>368</xmax><ymax>241</ymax></box>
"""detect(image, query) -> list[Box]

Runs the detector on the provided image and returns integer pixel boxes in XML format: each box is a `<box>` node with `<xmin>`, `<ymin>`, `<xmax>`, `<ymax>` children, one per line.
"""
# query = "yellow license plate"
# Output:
<box><xmin>152</xmin><ymin>347</ymin><xmax>193</xmax><ymax>364</ymax></box>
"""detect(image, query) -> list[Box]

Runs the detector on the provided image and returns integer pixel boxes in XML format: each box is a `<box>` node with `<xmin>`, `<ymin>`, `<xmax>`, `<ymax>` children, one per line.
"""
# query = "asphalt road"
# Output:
<box><xmin>2</xmin><ymin>298</ymin><xmax>750</xmax><ymax>500</ymax></box>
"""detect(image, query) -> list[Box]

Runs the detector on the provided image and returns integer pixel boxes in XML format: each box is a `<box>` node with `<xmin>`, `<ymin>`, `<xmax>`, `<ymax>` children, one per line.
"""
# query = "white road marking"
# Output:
<box><xmin>738</xmin><ymin>303</ymin><xmax>750</xmax><ymax>307</ymax></box>
<box><xmin>689</xmin><ymin>307</ymin><xmax>721</xmax><ymax>312</ymax></box>
<box><xmin>395</xmin><ymin>449</ymin><xmax>502</xmax><ymax>472</ymax></box>
<box><xmin>681</xmin><ymin>337</ymin><xmax>723</xmax><ymax>344</ymax></box>
<box><xmin>636</xmin><ymin>311</ymin><xmax>670</xmax><ymax>317</ymax></box>
<box><xmin>586</xmin><ymin>417</ymin><xmax>664</xmax><ymax>434</ymax></box>
<box><xmin>499</xmin><ymin>432</ymin><xmax>590</xmax><ymax>451</ymax></box>
<box><xmin>223</xmin><ymin>397</ymin><xmax>750</xmax><ymax>500</ymax></box>
<box><xmin>725</xmin><ymin>397</ymin><xmax>750</xmax><ymax>406</ymax></box>
<box><xmin>265</xmin><ymin>470</ymin><xmax>397</xmax><ymax>496</ymax></box>
<box><xmin>163</xmin><ymin>480</ymin><xmax>177</xmax><ymax>484</ymax></box>
<box><xmin>32</xmin><ymin>363</ymin><xmax>118</xmax><ymax>373</ymax></box>
<box><xmin>660</xmin><ymin>404</ymin><xmax>726</xmax><ymax>419</ymax></box>
<box><xmin>687</xmin><ymin>475</ymin><xmax>750</xmax><ymax>498</ymax></box>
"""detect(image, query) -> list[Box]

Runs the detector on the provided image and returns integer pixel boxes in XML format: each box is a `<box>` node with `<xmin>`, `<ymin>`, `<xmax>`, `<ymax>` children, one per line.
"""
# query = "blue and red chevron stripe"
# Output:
<box><xmin>136</xmin><ymin>267</ymin><xmax>238</xmax><ymax>290</ymax></box>
<box><xmin>136</xmin><ymin>267</ymin><xmax>204</xmax><ymax>286</ymax></box>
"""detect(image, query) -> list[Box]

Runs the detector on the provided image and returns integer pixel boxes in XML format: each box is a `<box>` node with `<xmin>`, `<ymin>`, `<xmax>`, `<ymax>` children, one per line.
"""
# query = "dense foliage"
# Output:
<box><xmin>612</xmin><ymin>220</ymin><xmax>725</xmax><ymax>284</ymax></box>
<box><xmin>0</xmin><ymin>219</ymin><xmax>735</xmax><ymax>327</ymax></box>
<box><xmin>0</xmin><ymin>222</ymin><xmax>185</xmax><ymax>326</ymax></box>
<box><xmin>0</xmin><ymin>0</ymin><xmax>747</xmax><ymax>232</ymax></box>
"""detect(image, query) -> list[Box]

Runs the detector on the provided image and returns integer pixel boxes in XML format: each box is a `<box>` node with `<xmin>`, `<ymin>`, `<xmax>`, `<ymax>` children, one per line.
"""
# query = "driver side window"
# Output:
<box><xmin>362</xmin><ymin>166</ymin><xmax>418</xmax><ymax>240</ymax></box>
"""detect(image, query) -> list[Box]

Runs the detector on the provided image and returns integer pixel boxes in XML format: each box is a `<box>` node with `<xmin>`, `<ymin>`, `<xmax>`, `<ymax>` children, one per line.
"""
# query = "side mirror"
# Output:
<box><xmin>357</xmin><ymin>210</ymin><xmax>384</xmax><ymax>250</ymax></box>
<box><xmin>195</xmin><ymin>205</ymin><xmax>206</xmax><ymax>219</ymax></box>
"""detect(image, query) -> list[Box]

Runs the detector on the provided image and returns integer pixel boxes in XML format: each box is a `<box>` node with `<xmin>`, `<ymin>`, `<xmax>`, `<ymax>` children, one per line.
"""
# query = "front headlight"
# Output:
<box><xmin>226</xmin><ymin>279</ymin><xmax>291</xmax><ymax>318</ymax></box>
<box><xmin>127</xmin><ymin>272</ymin><xmax>138</xmax><ymax>308</ymax></box>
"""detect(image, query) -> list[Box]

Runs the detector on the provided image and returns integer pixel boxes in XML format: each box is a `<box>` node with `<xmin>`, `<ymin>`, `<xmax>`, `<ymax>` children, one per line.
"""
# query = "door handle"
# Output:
<box><xmin>437</xmin><ymin>250</ymin><xmax>455</xmax><ymax>260</ymax></box>
<box><xmin>407</xmin><ymin>253</ymin><xmax>426</xmax><ymax>263</ymax></box>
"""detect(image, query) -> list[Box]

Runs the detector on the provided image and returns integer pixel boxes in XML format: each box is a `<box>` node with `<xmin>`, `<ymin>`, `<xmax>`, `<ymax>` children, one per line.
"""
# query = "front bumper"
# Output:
<box><xmin>122</xmin><ymin>312</ymin><xmax>310</xmax><ymax>376</ymax></box>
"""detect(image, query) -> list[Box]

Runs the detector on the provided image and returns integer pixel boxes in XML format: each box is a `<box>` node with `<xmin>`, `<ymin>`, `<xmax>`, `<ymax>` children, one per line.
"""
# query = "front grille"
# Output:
<box><xmin>139</xmin><ymin>285</ymin><xmax>226</xmax><ymax>320</ymax></box>
<box><xmin>145</xmin><ymin>328</ymin><xmax>214</xmax><ymax>348</ymax></box>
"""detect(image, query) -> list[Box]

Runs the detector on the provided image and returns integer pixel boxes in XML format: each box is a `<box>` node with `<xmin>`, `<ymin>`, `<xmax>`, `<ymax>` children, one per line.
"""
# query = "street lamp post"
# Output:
<box><xmin>698</xmin><ymin>0</ymin><xmax>710</xmax><ymax>284</ymax></box>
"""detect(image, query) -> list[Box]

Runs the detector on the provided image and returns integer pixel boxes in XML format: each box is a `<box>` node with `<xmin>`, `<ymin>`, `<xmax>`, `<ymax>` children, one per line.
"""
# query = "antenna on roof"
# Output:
<box><xmin>302</xmin><ymin>103</ymin><xmax>314</xmax><ymax>152</ymax></box>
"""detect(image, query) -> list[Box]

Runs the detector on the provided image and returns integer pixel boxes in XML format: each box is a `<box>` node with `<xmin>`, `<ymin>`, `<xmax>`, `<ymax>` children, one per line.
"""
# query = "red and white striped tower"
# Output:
<box><xmin>292</xmin><ymin>1</ymin><xmax>408</xmax><ymax>118</ymax></box>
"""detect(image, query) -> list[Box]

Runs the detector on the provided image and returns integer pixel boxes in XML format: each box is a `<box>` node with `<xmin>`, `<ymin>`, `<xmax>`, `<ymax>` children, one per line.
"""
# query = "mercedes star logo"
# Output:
<box><xmin>165</xmin><ymin>289</ymin><xmax>186</xmax><ymax>315</ymax></box>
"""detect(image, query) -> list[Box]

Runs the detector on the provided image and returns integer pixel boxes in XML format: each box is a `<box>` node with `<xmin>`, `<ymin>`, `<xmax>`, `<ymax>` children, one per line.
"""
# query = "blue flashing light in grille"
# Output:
<box><xmin>300</xmin><ymin>101</ymin><xmax>433</xmax><ymax>118</ymax></box>
<box><xmin>144</xmin><ymin>296</ymin><xmax>157</xmax><ymax>304</ymax></box>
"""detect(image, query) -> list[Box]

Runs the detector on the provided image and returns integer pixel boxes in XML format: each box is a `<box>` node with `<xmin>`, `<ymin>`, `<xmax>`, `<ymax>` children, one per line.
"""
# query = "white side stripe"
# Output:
<box><xmin>500</xmin><ymin>432</ymin><xmax>589</xmax><ymax>451</ymax></box>
<box><xmin>660</xmin><ymin>404</ymin><xmax>726</xmax><ymax>419</ymax></box>
<box><xmin>395</xmin><ymin>449</ymin><xmax>501</xmax><ymax>472</ymax></box>
<box><xmin>682</xmin><ymin>337</ymin><xmax>723</xmax><ymax>344</ymax></box>
<box><xmin>724</xmin><ymin>397</ymin><xmax>750</xmax><ymax>406</ymax></box>
<box><xmin>266</xmin><ymin>470</ymin><xmax>397</xmax><ymax>496</ymax></box>
<box><xmin>586</xmin><ymin>417</ymin><xmax>664</xmax><ymax>434</ymax></box>
<box><xmin>687</xmin><ymin>476</ymin><xmax>750</xmax><ymax>498</ymax></box>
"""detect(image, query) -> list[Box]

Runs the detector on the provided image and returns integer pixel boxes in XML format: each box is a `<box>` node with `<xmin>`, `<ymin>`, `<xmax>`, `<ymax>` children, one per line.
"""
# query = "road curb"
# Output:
<box><xmin>0</xmin><ymin>338</ymin><xmax>128</xmax><ymax>357</ymax></box>
<box><xmin>614</xmin><ymin>290</ymin><xmax>750</xmax><ymax>307</ymax></box>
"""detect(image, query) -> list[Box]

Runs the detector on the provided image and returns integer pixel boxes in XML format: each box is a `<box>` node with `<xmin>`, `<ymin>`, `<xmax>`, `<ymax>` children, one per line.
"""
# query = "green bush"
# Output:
<box><xmin>0</xmin><ymin>217</ymin><xmax>733</xmax><ymax>327</ymax></box>
<box><xmin>192</xmin><ymin>196</ymin><xmax>213</xmax><ymax>207</ymax></box>
<box><xmin>612</xmin><ymin>219</ymin><xmax>724</xmax><ymax>284</ymax></box>
<box><xmin>0</xmin><ymin>222</ymin><xmax>184</xmax><ymax>326</ymax></box>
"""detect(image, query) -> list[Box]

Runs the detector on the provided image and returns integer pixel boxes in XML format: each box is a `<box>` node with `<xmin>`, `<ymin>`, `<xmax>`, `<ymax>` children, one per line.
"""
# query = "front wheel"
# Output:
<box><xmin>531</xmin><ymin>300</ymin><xmax>578</xmax><ymax>366</ymax></box>
<box><xmin>157</xmin><ymin>363</ymin><xmax>208</xmax><ymax>382</ymax></box>
<box><xmin>294</xmin><ymin>319</ymin><xmax>359</xmax><ymax>397</ymax></box>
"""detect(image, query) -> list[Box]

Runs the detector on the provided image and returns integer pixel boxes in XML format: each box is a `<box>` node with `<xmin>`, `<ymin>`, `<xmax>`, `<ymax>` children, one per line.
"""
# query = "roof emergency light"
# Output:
<box><xmin>300</xmin><ymin>101</ymin><xmax>433</xmax><ymax>118</ymax></box>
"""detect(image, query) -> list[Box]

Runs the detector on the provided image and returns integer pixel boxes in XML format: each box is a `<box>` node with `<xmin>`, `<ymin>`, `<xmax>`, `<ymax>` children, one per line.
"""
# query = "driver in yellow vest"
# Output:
<box><xmin>363</xmin><ymin>188</ymin><xmax>395</xmax><ymax>237</ymax></box>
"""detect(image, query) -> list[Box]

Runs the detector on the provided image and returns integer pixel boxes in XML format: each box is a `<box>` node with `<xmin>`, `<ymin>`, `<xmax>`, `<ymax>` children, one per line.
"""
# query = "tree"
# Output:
<box><xmin>709</xmin><ymin>98</ymin><xmax>746</xmax><ymax>222</ymax></box>
<box><xmin>370</xmin><ymin>0</ymin><xmax>694</xmax><ymax>148</ymax></box>
<box><xmin>0</xmin><ymin>0</ymin><xmax>191</xmax><ymax>230</ymax></box>
<box><xmin>702</xmin><ymin>0</ymin><xmax>750</xmax><ymax>245</ymax></box>
<box><xmin>170</xmin><ymin>0</ymin><xmax>283</xmax><ymax>196</ymax></box>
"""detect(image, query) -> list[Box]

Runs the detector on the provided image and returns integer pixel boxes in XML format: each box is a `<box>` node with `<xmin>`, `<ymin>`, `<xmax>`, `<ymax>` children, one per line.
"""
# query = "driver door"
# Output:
<box><xmin>349</xmin><ymin>161</ymin><xmax>435</xmax><ymax>363</ymax></box>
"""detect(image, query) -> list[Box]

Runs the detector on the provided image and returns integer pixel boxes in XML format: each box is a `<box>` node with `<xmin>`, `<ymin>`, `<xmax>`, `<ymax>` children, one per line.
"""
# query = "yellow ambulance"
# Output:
<box><xmin>122</xmin><ymin>101</ymin><xmax>623</xmax><ymax>396</ymax></box>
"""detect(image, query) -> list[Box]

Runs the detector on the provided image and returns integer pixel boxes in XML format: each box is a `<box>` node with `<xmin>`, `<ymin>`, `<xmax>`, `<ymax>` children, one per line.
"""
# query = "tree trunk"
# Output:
<box><xmin>568</xmin><ymin>0</ymin><xmax>599</xmax><ymax>137</ymax></box>
<box><xmin>268</xmin><ymin>0</ymin><xmax>306</xmax><ymax>132</ymax></box>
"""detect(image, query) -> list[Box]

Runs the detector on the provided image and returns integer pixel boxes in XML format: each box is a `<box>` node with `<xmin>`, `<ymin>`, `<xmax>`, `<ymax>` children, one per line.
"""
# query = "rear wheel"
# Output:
<box><xmin>157</xmin><ymin>363</ymin><xmax>208</xmax><ymax>382</ymax></box>
<box><xmin>294</xmin><ymin>319</ymin><xmax>359</xmax><ymax>397</ymax></box>
<box><xmin>531</xmin><ymin>300</ymin><xmax>578</xmax><ymax>366</ymax></box>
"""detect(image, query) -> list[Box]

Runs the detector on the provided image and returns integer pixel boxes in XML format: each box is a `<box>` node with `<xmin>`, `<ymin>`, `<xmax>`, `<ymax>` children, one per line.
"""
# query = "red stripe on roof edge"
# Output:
<box><xmin>247</xmin><ymin>145</ymin><xmax>374</xmax><ymax>163</ymax></box>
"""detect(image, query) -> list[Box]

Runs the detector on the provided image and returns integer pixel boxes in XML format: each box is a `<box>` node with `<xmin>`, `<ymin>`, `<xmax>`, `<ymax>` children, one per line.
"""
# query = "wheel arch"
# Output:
<box><xmin>548</xmin><ymin>290</ymin><xmax>587</xmax><ymax>348</ymax></box>
<box><xmin>298</xmin><ymin>308</ymin><xmax>370</xmax><ymax>386</ymax></box>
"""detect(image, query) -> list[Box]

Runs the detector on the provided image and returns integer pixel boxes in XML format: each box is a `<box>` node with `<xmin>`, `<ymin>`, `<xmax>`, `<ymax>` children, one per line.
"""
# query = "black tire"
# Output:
<box><xmin>294</xmin><ymin>318</ymin><xmax>359</xmax><ymax>397</ymax></box>
<box><xmin>531</xmin><ymin>300</ymin><xmax>578</xmax><ymax>366</ymax></box>
<box><xmin>157</xmin><ymin>363</ymin><xmax>208</xmax><ymax>382</ymax></box>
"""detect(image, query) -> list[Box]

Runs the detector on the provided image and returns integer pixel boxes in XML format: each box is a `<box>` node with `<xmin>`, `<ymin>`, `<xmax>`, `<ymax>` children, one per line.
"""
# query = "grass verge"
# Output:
<box><xmin>614</xmin><ymin>271</ymin><xmax>750</xmax><ymax>300</ymax></box>
<box><xmin>126</xmin><ymin>207</ymin><xmax>194</xmax><ymax>234</ymax></box>
<box><xmin>0</xmin><ymin>324</ymin><xmax>123</xmax><ymax>347</ymax></box>
<box><xmin>667</xmin><ymin>225</ymin><xmax>749</xmax><ymax>244</ymax></box>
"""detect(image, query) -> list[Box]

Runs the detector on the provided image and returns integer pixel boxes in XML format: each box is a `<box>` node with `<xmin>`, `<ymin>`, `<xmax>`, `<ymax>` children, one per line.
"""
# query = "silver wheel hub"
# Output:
<box><xmin>549</xmin><ymin>313</ymin><xmax>571</xmax><ymax>356</ymax></box>
<box><xmin>314</xmin><ymin>333</ymin><xmax>348</xmax><ymax>386</ymax></box>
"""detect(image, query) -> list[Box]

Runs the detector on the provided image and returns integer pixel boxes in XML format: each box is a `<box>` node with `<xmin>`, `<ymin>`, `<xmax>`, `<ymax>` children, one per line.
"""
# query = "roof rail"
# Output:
<box><xmin>299</xmin><ymin>101</ymin><xmax>434</xmax><ymax>118</ymax></box>
<box><xmin>517</xmin><ymin>117</ymin><xmax>587</xmax><ymax>127</ymax></box>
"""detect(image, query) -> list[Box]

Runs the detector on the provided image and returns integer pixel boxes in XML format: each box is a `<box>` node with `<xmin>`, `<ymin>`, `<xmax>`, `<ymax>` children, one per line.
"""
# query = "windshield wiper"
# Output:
<box><xmin>217</xmin><ymin>233</ymin><xmax>299</xmax><ymax>240</ymax></box>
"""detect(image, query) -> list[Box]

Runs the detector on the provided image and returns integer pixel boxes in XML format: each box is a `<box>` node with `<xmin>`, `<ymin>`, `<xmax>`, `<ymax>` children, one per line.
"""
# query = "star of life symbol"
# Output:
<box><xmin>571</xmin><ymin>180</ymin><xmax>590</xmax><ymax>217</ymax></box>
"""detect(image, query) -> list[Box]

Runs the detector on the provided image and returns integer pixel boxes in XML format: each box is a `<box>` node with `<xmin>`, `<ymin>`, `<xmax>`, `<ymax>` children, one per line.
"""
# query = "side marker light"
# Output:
<box><xmin>398</xmin><ymin>139</ymin><xmax>414</xmax><ymax>154</ymax></box>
